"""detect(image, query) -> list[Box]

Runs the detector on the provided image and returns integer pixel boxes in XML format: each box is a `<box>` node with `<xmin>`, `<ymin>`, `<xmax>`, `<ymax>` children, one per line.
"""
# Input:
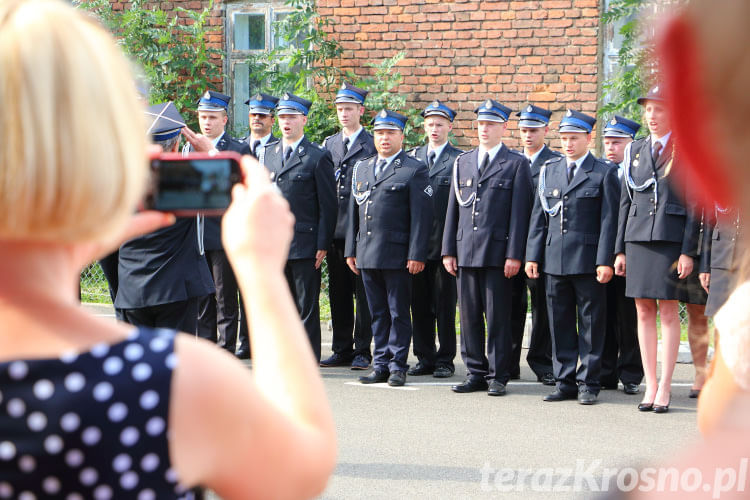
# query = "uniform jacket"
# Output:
<box><xmin>323</xmin><ymin>129</ymin><xmax>376</xmax><ymax>240</ymax></box>
<box><xmin>441</xmin><ymin>145</ymin><xmax>534</xmax><ymax>267</ymax></box>
<box><xmin>615</xmin><ymin>136</ymin><xmax>700</xmax><ymax>256</ymax></box>
<box><xmin>115</xmin><ymin>218</ymin><xmax>215</xmax><ymax>309</ymax></box>
<box><xmin>700</xmin><ymin>207</ymin><xmax>743</xmax><ymax>273</ymax></box>
<box><xmin>409</xmin><ymin>143</ymin><xmax>464</xmax><ymax>261</ymax></box>
<box><xmin>526</xmin><ymin>153</ymin><xmax>620</xmax><ymax>276</ymax></box>
<box><xmin>264</xmin><ymin>136</ymin><xmax>337</xmax><ymax>260</ymax></box>
<box><xmin>345</xmin><ymin>150</ymin><xmax>433</xmax><ymax>269</ymax></box>
<box><xmin>185</xmin><ymin>132</ymin><xmax>251</xmax><ymax>251</ymax></box>
<box><xmin>529</xmin><ymin>145</ymin><xmax>563</xmax><ymax>188</ymax></box>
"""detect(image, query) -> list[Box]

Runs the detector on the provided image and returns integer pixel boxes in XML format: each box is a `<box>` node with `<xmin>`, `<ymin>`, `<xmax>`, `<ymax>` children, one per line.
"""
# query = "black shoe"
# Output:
<box><xmin>235</xmin><ymin>348</ymin><xmax>250</xmax><ymax>360</ymax></box>
<box><xmin>689</xmin><ymin>388</ymin><xmax>701</xmax><ymax>398</ymax></box>
<box><xmin>451</xmin><ymin>378</ymin><xmax>488</xmax><ymax>393</ymax></box>
<box><xmin>487</xmin><ymin>380</ymin><xmax>506</xmax><ymax>396</ymax></box>
<box><xmin>359</xmin><ymin>370</ymin><xmax>389</xmax><ymax>384</ymax></box>
<box><xmin>578</xmin><ymin>390</ymin><xmax>597</xmax><ymax>405</ymax></box>
<box><xmin>388</xmin><ymin>371</ymin><xmax>406</xmax><ymax>387</ymax></box>
<box><xmin>407</xmin><ymin>361</ymin><xmax>434</xmax><ymax>376</ymax></box>
<box><xmin>543</xmin><ymin>389</ymin><xmax>577</xmax><ymax>402</ymax></box>
<box><xmin>638</xmin><ymin>403</ymin><xmax>654</xmax><ymax>411</ymax></box>
<box><xmin>653</xmin><ymin>396</ymin><xmax>671</xmax><ymax>414</ymax></box>
<box><xmin>433</xmin><ymin>365</ymin><xmax>454</xmax><ymax>378</ymax></box>
<box><xmin>623</xmin><ymin>383</ymin><xmax>640</xmax><ymax>395</ymax></box>
<box><xmin>320</xmin><ymin>352</ymin><xmax>353</xmax><ymax>367</ymax></box>
<box><xmin>538</xmin><ymin>373</ymin><xmax>555</xmax><ymax>386</ymax></box>
<box><xmin>350</xmin><ymin>354</ymin><xmax>370</xmax><ymax>371</ymax></box>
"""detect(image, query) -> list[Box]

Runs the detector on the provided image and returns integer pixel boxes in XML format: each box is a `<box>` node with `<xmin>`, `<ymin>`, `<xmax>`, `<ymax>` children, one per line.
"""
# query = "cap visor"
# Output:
<box><xmin>518</xmin><ymin>119</ymin><xmax>546</xmax><ymax>128</ymax></box>
<box><xmin>559</xmin><ymin>125</ymin><xmax>589</xmax><ymax>133</ymax></box>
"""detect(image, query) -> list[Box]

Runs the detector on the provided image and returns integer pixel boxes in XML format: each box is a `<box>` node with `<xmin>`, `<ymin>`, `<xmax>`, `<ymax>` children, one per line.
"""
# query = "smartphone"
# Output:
<box><xmin>144</xmin><ymin>152</ymin><xmax>243</xmax><ymax>216</ymax></box>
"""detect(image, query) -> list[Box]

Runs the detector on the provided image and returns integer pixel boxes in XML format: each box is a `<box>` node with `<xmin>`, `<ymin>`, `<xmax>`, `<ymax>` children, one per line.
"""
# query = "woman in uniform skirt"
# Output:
<box><xmin>614</xmin><ymin>86</ymin><xmax>701</xmax><ymax>413</ymax></box>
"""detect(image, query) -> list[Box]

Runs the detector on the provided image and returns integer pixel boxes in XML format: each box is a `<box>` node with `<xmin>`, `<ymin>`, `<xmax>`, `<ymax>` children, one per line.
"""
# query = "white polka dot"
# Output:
<box><xmin>66</xmin><ymin>493</ymin><xmax>84</xmax><ymax>500</ymax></box>
<box><xmin>93</xmin><ymin>485</ymin><xmax>113</xmax><ymax>500</ymax></box>
<box><xmin>137</xmin><ymin>489</ymin><xmax>156</xmax><ymax>500</ymax></box>
<box><xmin>8</xmin><ymin>361</ymin><xmax>28</xmax><ymax>380</ymax></box>
<box><xmin>145</xmin><ymin>416</ymin><xmax>165</xmax><ymax>436</ymax></box>
<box><xmin>7</xmin><ymin>398</ymin><xmax>26</xmax><ymax>418</ymax></box>
<box><xmin>113</xmin><ymin>453</ymin><xmax>131</xmax><ymax>473</ymax></box>
<box><xmin>17</xmin><ymin>492</ymin><xmax>35</xmax><ymax>500</ymax></box>
<box><xmin>165</xmin><ymin>353</ymin><xmax>177</xmax><ymax>369</ymax></box>
<box><xmin>139</xmin><ymin>390</ymin><xmax>159</xmax><ymax>411</ymax></box>
<box><xmin>18</xmin><ymin>455</ymin><xmax>35</xmax><ymax>473</ymax></box>
<box><xmin>103</xmin><ymin>356</ymin><xmax>123</xmax><ymax>376</ymax></box>
<box><xmin>90</xmin><ymin>342</ymin><xmax>110</xmax><ymax>358</ymax></box>
<box><xmin>124</xmin><ymin>343</ymin><xmax>144</xmax><ymax>361</ymax></box>
<box><xmin>44</xmin><ymin>435</ymin><xmax>63</xmax><ymax>455</ymax></box>
<box><xmin>132</xmin><ymin>362</ymin><xmax>152</xmax><ymax>382</ymax></box>
<box><xmin>60</xmin><ymin>412</ymin><xmax>81</xmax><ymax>432</ymax></box>
<box><xmin>79</xmin><ymin>467</ymin><xmax>98</xmax><ymax>486</ymax></box>
<box><xmin>33</xmin><ymin>379</ymin><xmax>54</xmax><ymax>400</ymax></box>
<box><xmin>82</xmin><ymin>426</ymin><xmax>101</xmax><ymax>446</ymax></box>
<box><xmin>149</xmin><ymin>336</ymin><xmax>169</xmax><ymax>352</ymax></box>
<box><xmin>108</xmin><ymin>402</ymin><xmax>128</xmax><ymax>422</ymax></box>
<box><xmin>42</xmin><ymin>477</ymin><xmax>61</xmax><ymax>494</ymax></box>
<box><xmin>120</xmin><ymin>427</ymin><xmax>139</xmax><ymax>447</ymax></box>
<box><xmin>0</xmin><ymin>442</ymin><xmax>16</xmax><ymax>460</ymax></box>
<box><xmin>27</xmin><ymin>411</ymin><xmax>47</xmax><ymax>432</ymax></box>
<box><xmin>0</xmin><ymin>482</ymin><xmax>12</xmax><ymax>498</ymax></box>
<box><xmin>93</xmin><ymin>381</ymin><xmax>114</xmax><ymax>402</ymax></box>
<box><xmin>165</xmin><ymin>467</ymin><xmax>178</xmax><ymax>483</ymax></box>
<box><xmin>65</xmin><ymin>449</ymin><xmax>84</xmax><ymax>468</ymax></box>
<box><xmin>140</xmin><ymin>453</ymin><xmax>160</xmax><ymax>472</ymax></box>
<box><xmin>60</xmin><ymin>350</ymin><xmax>78</xmax><ymax>364</ymax></box>
<box><xmin>120</xmin><ymin>471</ymin><xmax>139</xmax><ymax>490</ymax></box>
<box><xmin>64</xmin><ymin>372</ymin><xmax>86</xmax><ymax>392</ymax></box>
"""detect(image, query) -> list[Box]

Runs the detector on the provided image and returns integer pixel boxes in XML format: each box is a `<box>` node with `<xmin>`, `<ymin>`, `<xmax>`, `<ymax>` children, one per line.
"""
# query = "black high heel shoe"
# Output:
<box><xmin>653</xmin><ymin>395</ymin><xmax>671</xmax><ymax>414</ymax></box>
<box><xmin>637</xmin><ymin>402</ymin><xmax>654</xmax><ymax>411</ymax></box>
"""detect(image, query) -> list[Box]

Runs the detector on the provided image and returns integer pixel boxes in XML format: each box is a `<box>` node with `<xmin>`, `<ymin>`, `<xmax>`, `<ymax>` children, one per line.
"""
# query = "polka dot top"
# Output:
<box><xmin>0</xmin><ymin>327</ymin><xmax>195</xmax><ymax>499</ymax></box>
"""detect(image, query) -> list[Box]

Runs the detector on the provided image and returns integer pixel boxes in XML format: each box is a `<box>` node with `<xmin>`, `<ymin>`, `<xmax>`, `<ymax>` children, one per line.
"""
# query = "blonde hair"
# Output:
<box><xmin>0</xmin><ymin>0</ymin><xmax>148</xmax><ymax>243</ymax></box>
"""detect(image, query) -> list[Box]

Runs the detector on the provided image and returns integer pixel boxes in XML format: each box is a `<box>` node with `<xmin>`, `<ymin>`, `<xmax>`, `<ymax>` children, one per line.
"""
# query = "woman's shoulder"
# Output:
<box><xmin>715</xmin><ymin>280</ymin><xmax>750</xmax><ymax>391</ymax></box>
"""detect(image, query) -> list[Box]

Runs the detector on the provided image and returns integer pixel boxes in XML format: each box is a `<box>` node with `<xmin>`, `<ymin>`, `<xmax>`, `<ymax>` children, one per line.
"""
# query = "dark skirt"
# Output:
<box><xmin>625</xmin><ymin>241</ymin><xmax>705</xmax><ymax>302</ymax></box>
<box><xmin>705</xmin><ymin>268</ymin><xmax>737</xmax><ymax>317</ymax></box>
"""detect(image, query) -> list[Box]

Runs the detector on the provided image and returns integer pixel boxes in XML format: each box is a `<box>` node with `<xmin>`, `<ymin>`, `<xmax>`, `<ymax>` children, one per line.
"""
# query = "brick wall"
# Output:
<box><xmin>317</xmin><ymin>0</ymin><xmax>602</xmax><ymax>150</ymax></box>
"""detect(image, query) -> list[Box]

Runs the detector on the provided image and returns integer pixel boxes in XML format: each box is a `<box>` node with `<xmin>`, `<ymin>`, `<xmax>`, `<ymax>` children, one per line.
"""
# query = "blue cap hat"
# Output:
<box><xmin>637</xmin><ymin>84</ymin><xmax>665</xmax><ymax>106</ymax></box>
<box><xmin>277</xmin><ymin>92</ymin><xmax>312</xmax><ymax>116</ymax></box>
<box><xmin>474</xmin><ymin>99</ymin><xmax>511</xmax><ymax>123</ymax></box>
<box><xmin>603</xmin><ymin>115</ymin><xmax>641</xmax><ymax>139</ymax></box>
<box><xmin>335</xmin><ymin>82</ymin><xmax>368</xmax><ymax>105</ymax></box>
<box><xmin>371</xmin><ymin>109</ymin><xmax>407</xmax><ymax>131</ymax></box>
<box><xmin>559</xmin><ymin>109</ymin><xmax>596</xmax><ymax>133</ymax></box>
<box><xmin>421</xmin><ymin>100</ymin><xmax>456</xmax><ymax>122</ymax></box>
<box><xmin>516</xmin><ymin>104</ymin><xmax>552</xmax><ymax>128</ymax></box>
<box><xmin>197</xmin><ymin>90</ymin><xmax>230</xmax><ymax>112</ymax></box>
<box><xmin>245</xmin><ymin>93</ymin><xmax>279</xmax><ymax>115</ymax></box>
<box><xmin>145</xmin><ymin>102</ymin><xmax>185</xmax><ymax>141</ymax></box>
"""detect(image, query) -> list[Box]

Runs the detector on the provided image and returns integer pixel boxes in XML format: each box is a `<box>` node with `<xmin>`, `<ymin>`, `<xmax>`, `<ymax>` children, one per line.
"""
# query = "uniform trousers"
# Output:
<box><xmin>327</xmin><ymin>239</ymin><xmax>373</xmax><ymax>359</ymax></box>
<box><xmin>508</xmin><ymin>272</ymin><xmax>529</xmax><ymax>377</ymax></box>
<box><xmin>197</xmin><ymin>250</ymin><xmax>239</xmax><ymax>353</ymax></box>
<box><xmin>410</xmin><ymin>259</ymin><xmax>457</xmax><ymax>370</ymax></box>
<box><xmin>284</xmin><ymin>258</ymin><xmax>322</xmax><ymax>361</ymax></box>
<box><xmin>121</xmin><ymin>297</ymin><xmax>199</xmax><ymax>334</ymax></box>
<box><xmin>546</xmin><ymin>273</ymin><xmax>606</xmax><ymax>395</ymax></box>
<box><xmin>457</xmin><ymin>267</ymin><xmax>513</xmax><ymax>384</ymax></box>
<box><xmin>361</xmin><ymin>268</ymin><xmax>412</xmax><ymax>373</ymax></box>
<box><xmin>601</xmin><ymin>275</ymin><xmax>643</xmax><ymax>386</ymax></box>
<box><xmin>237</xmin><ymin>293</ymin><xmax>249</xmax><ymax>355</ymax></box>
<box><xmin>524</xmin><ymin>273</ymin><xmax>553</xmax><ymax>378</ymax></box>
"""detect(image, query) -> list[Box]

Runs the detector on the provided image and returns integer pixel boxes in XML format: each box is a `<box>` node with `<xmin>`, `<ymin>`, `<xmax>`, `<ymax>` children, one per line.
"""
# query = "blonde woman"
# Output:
<box><xmin>0</xmin><ymin>1</ymin><xmax>336</xmax><ymax>498</ymax></box>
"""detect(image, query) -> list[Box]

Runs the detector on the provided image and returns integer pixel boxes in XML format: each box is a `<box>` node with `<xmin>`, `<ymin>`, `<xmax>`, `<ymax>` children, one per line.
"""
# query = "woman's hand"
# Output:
<box><xmin>677</xmin><ymin>254</ymin><xmax>694</xmax><ymax>279</ymax></box>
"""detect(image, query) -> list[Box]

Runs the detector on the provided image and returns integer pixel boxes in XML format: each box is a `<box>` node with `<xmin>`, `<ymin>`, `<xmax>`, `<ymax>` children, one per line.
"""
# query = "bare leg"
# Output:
<box><xmin>656</xmin><ymin>300</ymin><xmax>681</xmax><ymax>406</ymax></box>
<box><xmin>686</xmin><ymin>303</ymin><xmax>709</xmax><ymax>391</ymax></box>
<box><xmin>635</xmin><ymin>298</ymin><xmax>658</xmax><ymax>405</ymax></box>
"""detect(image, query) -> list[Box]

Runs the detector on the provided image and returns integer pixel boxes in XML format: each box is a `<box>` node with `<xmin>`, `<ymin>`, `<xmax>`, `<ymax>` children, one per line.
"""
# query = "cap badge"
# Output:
<box><xmin>253</xmin><ymin>93</ymin><xmax>262</xmax><ymax>101</ymax></box>
<box><xmin>484</xmin><ymin>100</ymin><xmax>492</xmax><ymax>110</ymax></box>
<box><xmin>283</xmin><ymin>93</ymin><xmax>290</xmax><ymax>100</ymax></box>
<box><xmin>380</xmin><ymin>109</ymin><xmax>388</xmax><ymax>118</ymax></box>
<box><xmin>342</xmin><ymin>82</ymin><xmax>348</xmax><ymax>89</ymax></box>
<box><xmin>526</xmin><ymin>105</ymin><xmax>533</xmax><ymax>113</ymax></box>
<box><xmin>203</xmin><ymin>91</ymin><xmax>211</xmax><ymax>99</ymax></box>
<box><xmin>432</xmin><ymin>100</ymin><xmax>440</xmax><ymax>108</ymax></box>
<box><xmin>653</xmin><ymin>86</ymin><xmax>659</xmax><ymax>93</ymax></box>
<box><xmin>610</xmin><ymin>117</ymin><xmax>617</xmax><ymax>125</ymax></box>
<box><xmin>566</xmin><ymin>110</ymin><xmax>573</xmax><ymax>117</ymax></box>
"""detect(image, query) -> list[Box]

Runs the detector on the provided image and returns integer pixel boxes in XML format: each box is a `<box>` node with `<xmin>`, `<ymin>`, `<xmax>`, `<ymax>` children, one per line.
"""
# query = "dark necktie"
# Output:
<box><xmin>375</xmin><ymin>159</ymin><xmax>386</xmax><ymax>179</ymax></box>
<box><xmin>343</xmin><ymin>136</ymin><xmax>350</xmax><ymax>151</ymax></box>
<box><xmin>252</xmin><ymin>140</ymin><xmax>260</xmax><ymax>157</ymax></box>
<box><xmin>567</xmin><ymin>162</ymin><xmax>576</xmax><ymax>184</ymax></box>
<box><xmin>283</xmin><ymin>146</ymin><xmax>292</xmax><ymax>166</ymax></box>
<box><xmin>479</xmin><ymin>153</ymin><xmax>489</xmax><ymax>172</ymax></box>
<box><xmin>427</xmin><ymin>151</ymin><xmax>436</xmax><ymax>169</ymax></box>
<box><xmin>652</xmin><ymin>141</ymin><xmax>663</xmax><ymax>163</ymax></box>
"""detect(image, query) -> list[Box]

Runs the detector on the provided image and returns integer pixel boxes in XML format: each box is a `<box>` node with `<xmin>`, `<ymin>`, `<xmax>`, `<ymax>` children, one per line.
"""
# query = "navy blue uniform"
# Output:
<box><xmin>442</xmin><ymin>146</ymin><xmax>533</xmax><ymax>384</ymax></box>
<box><xmin>526</xmin><ymin>152</ymin><xmax>620</xmax><ymax>395</ymax></box>
<box><xmin>345</xmin><ymin>151</ymin><xmax>433</xmax><ymax>373</ymax></box>
<box><xmin>265</xmin><ymin>136</ymin><xmax>337</xmax><ymax>361</ymax></box>
<box><xmin>700</xmin><ymin>207</ymin><xmax>743</xmax><ymax>316</ymax></box>
<box><xmin>322</xmin><ymin>130</ymin><xmax>376</xmax><ymax>361</ymax></box>
<box><xmin>408</xmin><ymin>143</ymin><xmax>463</xmax><ymax>372</ymax></box>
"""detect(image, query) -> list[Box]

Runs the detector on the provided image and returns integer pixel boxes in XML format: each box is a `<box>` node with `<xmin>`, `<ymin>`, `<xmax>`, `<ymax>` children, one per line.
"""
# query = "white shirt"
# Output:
<box><xmin>427</xmin><ymin>141</ymin><xmax>449</xmax><ymax>165</ymax></box>
<box><xmin>343</xmin><ymin>126</ymin><xmax>363</xmax><ymax>150</ymax></box>
<box><xmin>250</xmin><ymin>132</ymin><xmax>273</xmax><ymax>150</ymax></box>
<box><xmin>377</xmin><ymin>149</ymin><xmax>402</xmax><ymax>168</ymax></box>
<box><xmin>282</xmin><ymin>136</ymin><xmax>305</xmax><ymax>156</ymax></box>
<box><xmin>525</xmin><ymin>146</ymin><xmax>544</xmax><ymax>166</ymax></box>
<box><xmin>477</xmin><ymin>142</ymin><xmax>503</xmax><ymax>167</ymax></box>
<box><xmin>651</xmin><ymin>131</ymin><xmax>672</xmax><ymax>154</ymax></box>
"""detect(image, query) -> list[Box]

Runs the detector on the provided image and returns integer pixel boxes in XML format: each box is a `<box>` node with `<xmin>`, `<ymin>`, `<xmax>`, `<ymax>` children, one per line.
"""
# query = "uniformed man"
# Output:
<box><xmin>264</xmin><ymin>92</ymin><xmax>337</xmax><ymax>361</ymax></box>
<box><xmin>407</xmin><ymin>100</ymin><xmax>463</xmax><ymax>378</ymax></box>
<box><xmin>345</xmin><ymin>109</ymin><xmax>433</xmax><ymax>387</ymax></box>
<box><xmin>182</xmin><ymin>90</ymin><xmax>251</xmax><ymax>354</ymax></box>
<box><xmin>116</xmin><ymin>102</ymin><xmax>215</xmax><ymax>332</ymax></box>
<box><xmin>235</xmin><ymin>92</ymin><xmax>280</xmax><ymax>360</ymax></box>
<box><xmin>600</xmin><ymin>115</ymin><xmax>643</xmax><ymax>395</ymax></box>
<box><xmin>511</xmin><ymin>104</ymin><xmax>561</xmax><ymax>386</ymax></box>
<box><xmin>442</xmin><ymin>99</ymin><xmax>534</xmax><ymax>396</ymax></box>
<box><xmin>526</xmin><ymin>109</ymin><xmax>620</xmax><ymax>405</ymax></box>
<box><xmin>319</xmin><ymin>83</ymin><xmax>376</xmax><ymax>370</ymax></box>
